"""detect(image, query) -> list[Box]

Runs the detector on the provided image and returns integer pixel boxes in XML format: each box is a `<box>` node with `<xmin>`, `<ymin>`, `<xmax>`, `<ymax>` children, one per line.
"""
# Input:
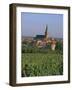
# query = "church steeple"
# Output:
<box><xmin>45</xmin><ymin>25</ymin><xmax>48</xmax><ymax>39</ymax></box>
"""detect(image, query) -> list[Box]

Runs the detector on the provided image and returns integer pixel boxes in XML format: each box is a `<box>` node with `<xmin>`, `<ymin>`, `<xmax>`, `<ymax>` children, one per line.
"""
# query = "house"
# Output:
<box><xmin>51</xmin><ymin>38</ymin><xmax>56</xmax><ymax>50</ymax></box>
<box><xmin>34</xmin><ymin>25</ymin><xmax>56</xmax><ymax>50</ymax></box>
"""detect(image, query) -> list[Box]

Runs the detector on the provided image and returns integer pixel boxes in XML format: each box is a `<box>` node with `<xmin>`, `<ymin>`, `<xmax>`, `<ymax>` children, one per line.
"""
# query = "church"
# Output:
<box><xmin>34</xmin><ymin>25</ymin><xmax>56</xmax><ymax>50</ymax></box>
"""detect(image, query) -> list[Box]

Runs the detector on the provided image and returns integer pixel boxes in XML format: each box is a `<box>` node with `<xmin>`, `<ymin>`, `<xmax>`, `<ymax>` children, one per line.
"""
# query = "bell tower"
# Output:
<box><xmin>45</xmin><ymin>25</ymin><xmax>48</xmax><ymax>39</ymax></box>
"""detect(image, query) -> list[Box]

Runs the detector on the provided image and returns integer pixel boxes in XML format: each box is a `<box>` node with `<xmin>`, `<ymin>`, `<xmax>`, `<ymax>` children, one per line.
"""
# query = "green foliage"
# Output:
<box><xmin>55</xmin><ymin>41</ymin><xmax>63</xmax><ymax>54</ymax></box>
<box><xmin>22</xmin><ymin>41</ymin><xmax>63</xmax><ymax>54</ymax></box>
<box><xmin>21</xmin><ymin>41</ymin><xmax>63</xmax><ymax>77</ymax></box>
<box><xmin>22</xmin><ymin>44</ymin><xmax>47</xmax><ymax>53</ymax></box>
<box><xmin>46</xmin><ymin>43</ymin><xmax>51</xmax><ymax>49</ymax></box>
<box><xmin>56</xmin><ymin>41</ymin><xmax>63</xmax><ymax>50</ymax></box>
<box><xmin>21</xmin><ymin>53</ymin><xmax>63</xmax><ymax>77</ymax></box>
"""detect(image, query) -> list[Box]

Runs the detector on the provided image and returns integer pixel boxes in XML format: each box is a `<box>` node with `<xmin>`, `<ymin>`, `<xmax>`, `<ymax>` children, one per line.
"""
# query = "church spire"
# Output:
<box><xmin>45</xmin><ymin>25</ymin><xmax>48</xmax><ymax>39</ymax></box>
<box><xmin>45</xmin><ymin>25</ymin><xmax>48</xmax><ymax>34</ymax></box>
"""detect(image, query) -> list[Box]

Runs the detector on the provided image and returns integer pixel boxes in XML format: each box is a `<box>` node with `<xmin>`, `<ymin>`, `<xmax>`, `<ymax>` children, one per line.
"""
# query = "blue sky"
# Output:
<box><xmin>21</xmin><ymin>12</ymin><xmax>63</xmax><ymax>38</ymax></box>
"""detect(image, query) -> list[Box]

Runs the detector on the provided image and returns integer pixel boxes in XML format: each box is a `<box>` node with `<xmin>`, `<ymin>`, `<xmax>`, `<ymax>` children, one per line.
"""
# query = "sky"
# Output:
<box><xmin>21</xmin><ymin>12</ymin><xmax>63</xmax><ymax>38</ymax></box>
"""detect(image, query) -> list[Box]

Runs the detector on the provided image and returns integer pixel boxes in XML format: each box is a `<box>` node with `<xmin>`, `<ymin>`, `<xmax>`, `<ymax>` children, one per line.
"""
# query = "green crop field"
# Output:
<box><xmin>21</xmin><ymin>52</ymin><xmax>63</xmax><ymax>77</ymax></box>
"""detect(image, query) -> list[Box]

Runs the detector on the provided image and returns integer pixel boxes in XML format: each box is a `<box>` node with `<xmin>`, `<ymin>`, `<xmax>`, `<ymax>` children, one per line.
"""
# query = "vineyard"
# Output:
<box><xmin>21</xmin><ymin>52</ymin><xmax>63</xmax><ymax>77</ymax></box>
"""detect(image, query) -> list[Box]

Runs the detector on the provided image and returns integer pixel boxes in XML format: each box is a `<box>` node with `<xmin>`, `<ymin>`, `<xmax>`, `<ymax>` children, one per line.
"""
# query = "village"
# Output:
<box><xmin>22</xmin><ymin>25</ymin><xmax>57</xmax><ymax>51</ymax></box>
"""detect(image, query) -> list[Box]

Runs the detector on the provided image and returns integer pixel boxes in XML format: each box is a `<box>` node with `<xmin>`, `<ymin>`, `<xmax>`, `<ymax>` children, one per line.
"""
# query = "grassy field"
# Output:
<box><xmin>21</xmin><ymin>52</ymin><xmax>63</xmax><ymax>77</ymax></box>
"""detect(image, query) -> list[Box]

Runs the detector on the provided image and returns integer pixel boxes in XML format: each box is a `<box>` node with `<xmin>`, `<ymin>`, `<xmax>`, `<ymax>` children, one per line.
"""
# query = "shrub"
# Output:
<box><xmin>56</xmin><ymin>41</ymin><xmax>63</xmax><ymax>50</ymax></box>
